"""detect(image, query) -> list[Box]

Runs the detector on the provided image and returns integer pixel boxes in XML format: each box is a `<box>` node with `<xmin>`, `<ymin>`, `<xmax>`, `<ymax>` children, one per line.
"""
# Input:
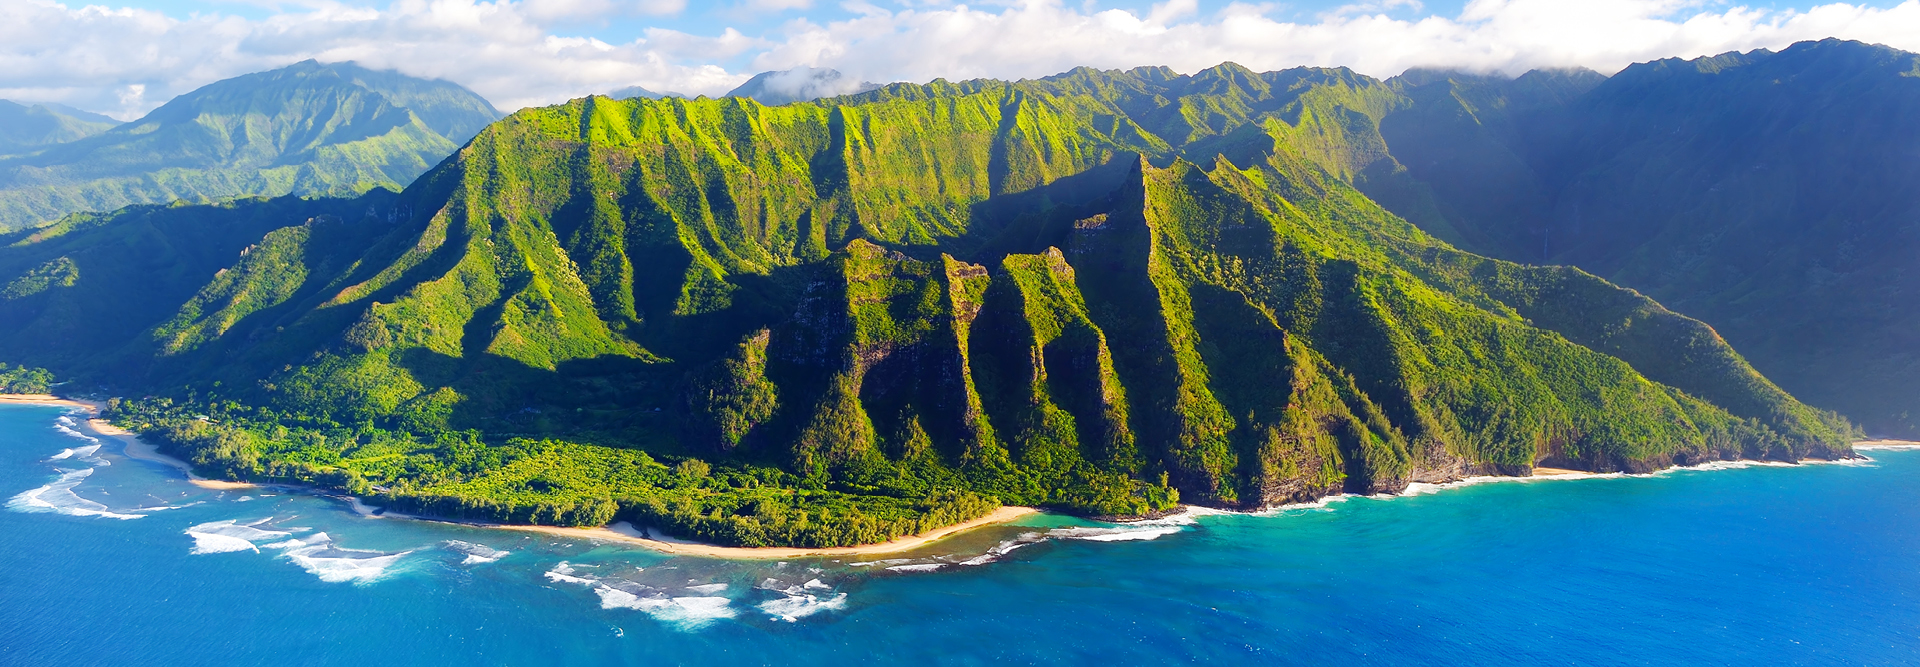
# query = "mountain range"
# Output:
<box><xmin>0</xmin><ymin>60</ymin><xmax>501</xmax><ymax>232</ymax></box>
<box><xmin>0</xmin><ymin>100</ymin><xmax>120</xmax><ymax>158</ymax></box>
<box><xmin>3</xmin><ymin>42</ymin><xmax>1911</xmax><ymax>547</ymax></box>
<box><xmin>1363</xmin><ymin>38</ymin><xmax>1920</xmax><ymax>438</ymax></box>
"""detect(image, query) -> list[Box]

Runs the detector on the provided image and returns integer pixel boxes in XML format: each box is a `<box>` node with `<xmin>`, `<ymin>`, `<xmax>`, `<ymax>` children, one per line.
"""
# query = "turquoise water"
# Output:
<box><xmin>2</xmin><ymin>403</ymin><xmax>1918</xmax><ymax>665</ymax></box>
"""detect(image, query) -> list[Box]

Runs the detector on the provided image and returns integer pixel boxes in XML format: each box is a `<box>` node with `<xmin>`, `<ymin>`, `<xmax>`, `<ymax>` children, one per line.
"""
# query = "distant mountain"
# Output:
<box><xmin>725</xmin><ymin>67</ymin><xmax>881</xmax><ymax>105</ymax></box>
<box><xmin>0</xmin><ymin>64</ymin><xmax>1854</xmax><ymax>546</ymax></box>
<box><xmin>607</xmin><ymin>85</ymin><xmax>682</xmax><ymax>100</ymax></box>
<box><xmin>0</xmin><ymin>60</ymin><xmax>501</xmax><ymax>232</ymax></box>
<box><xmin>1364</xmin><ymin>38</ymin><xmax>1920</xmax><ymax>437</ymax></box>
<box><xmin>0</xmin><ymin>100</ymin><xmax>120</xmax><ymax>158</ymax></box>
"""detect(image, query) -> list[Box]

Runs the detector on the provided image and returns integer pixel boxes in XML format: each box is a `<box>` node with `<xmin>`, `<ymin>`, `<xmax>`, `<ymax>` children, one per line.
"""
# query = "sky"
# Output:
<box><xmin>6</xmin><ymin>0</ymin><xmax>1920</xmax><ymax>119</ymax></box>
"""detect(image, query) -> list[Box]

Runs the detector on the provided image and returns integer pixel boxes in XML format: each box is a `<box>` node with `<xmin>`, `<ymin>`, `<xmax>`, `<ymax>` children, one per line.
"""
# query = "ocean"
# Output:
<box><xmin>1</xmin><ymin>402</ymin><xmax>1916</xmax><ymax>666</ymax></box>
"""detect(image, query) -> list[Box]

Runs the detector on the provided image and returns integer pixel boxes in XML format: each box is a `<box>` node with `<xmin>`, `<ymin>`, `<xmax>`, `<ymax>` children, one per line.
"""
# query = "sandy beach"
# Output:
<box><xmin>89</xmin><ymin>419</ymin><xmax>255</xmax><ymax>490</ymax></box>
<box><xmin>0</xmin><ymin>394</ymin><xmax>94</xmax><ymax>409</ymax></box>
<box><xmin>1855</xmin><ymin>439</ymin><xmax>1920</xmax><ymax>448</ymax></box>
<box><xmin>0</xmin><ymin>393</ymin><xmax>254</xmax><ymax>490</ymax></box>
<box><xmin>1531</xmin><ymin>467</ymin><xmax>1589</xmax><ymax>476</ymax></box>
<box><xmin>491</xmin><ymin>506</ymin><xmax>1042</xmax><ymax>559</ymax></box>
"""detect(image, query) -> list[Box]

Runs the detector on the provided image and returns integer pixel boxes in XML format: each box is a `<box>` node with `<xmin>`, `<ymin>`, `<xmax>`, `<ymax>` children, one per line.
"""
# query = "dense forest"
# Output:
<box><xmin>0</xmin><ymin>59</ymin><xmax>1860</xmax><ymax>546</ymax></box>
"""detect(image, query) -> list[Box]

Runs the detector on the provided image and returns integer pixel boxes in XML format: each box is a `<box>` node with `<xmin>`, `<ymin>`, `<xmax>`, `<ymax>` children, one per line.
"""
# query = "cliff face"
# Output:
<box><xmin>0</xmin><ymin>63</ymin><xmax>1855</xmax><ymax>526</ymax></box>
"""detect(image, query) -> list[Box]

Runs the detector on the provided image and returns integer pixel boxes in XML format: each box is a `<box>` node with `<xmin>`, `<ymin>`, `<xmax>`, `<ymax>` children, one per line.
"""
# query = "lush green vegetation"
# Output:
<box><xmin>108</xmin><ymin>396</ymin><xmax>997</xmax><ymax>547</ymax></box>
<box><xmin>0</xmin><ymin>60</ymin><xmax>500</xmax><ymax>232</ymax></box>
<box><xmin>0</xmin><ymin>59</ymin><xmax>1863</xmax><ymax>546</ymax></box>
<box><xmin>0</xmin><ymin>100</ymin><xmax>118</xmax><ymax>159</ymax></box>
<box><xmin>0</xmin><ymin>363</ymin><xmax>53</xmax><ymax>394</ymax></box>
<box><xmin>1366</xmin><ymin>39</ymin><xmax>1920</xmax><ymax>438</ymax></box>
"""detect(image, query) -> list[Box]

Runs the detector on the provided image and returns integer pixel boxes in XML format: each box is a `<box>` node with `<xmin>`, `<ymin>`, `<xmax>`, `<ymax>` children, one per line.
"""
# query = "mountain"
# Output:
<box><xmin>0</xmin><ymin>60</ymin><xmax>502</xmax><ymax>232</ymax></box>
<box><xmin>0</xmin><ymin>63</ymin><xmax>1856</xmax><ymax>546</ymax></box>
<box><xmin>607</xmin><ymin>85</ymin><xmax>683</xmax><ymax>100</ymax></box>
<box><xmin>0</xmin><ymin>100</ymin><xmax>120</xmax><ymax>157</ymax></box>
<box><xmin>1364</xmin><ymin>38</ymin><xmax>1920</xmax><ymax>437</ymax></box>
<box><xmin>725</xmin><ymin>67</ymin><xmax>881</xmax><ymax>105</ymax></box>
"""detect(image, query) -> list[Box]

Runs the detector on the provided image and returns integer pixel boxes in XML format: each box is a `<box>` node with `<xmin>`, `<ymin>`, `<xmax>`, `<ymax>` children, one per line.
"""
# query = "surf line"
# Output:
<box><xmin>0</xmin><ymin>395</ymin><xmax>254</xmax><ymax>490</ymax></box>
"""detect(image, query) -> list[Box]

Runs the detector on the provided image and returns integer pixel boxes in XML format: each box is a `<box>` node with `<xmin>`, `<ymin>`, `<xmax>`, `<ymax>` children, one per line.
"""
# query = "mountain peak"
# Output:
<box><xmin>0</xmin><ymin>60</ymin><xmax>502</xmax><ymax>231</ymax></box>
<box><xmin>607</xmin><ymin>85</ymin><xmax>684</xmax><ymax>101</ymax></box>
<box><xmin>725</xmin><ymin>66</ymin><xmax>881</xmax><ymax>105</ymax></box>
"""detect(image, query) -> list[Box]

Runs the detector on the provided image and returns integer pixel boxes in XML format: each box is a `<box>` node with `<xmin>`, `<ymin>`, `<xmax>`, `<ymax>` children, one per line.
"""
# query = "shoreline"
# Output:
<box><xmin>1530</xmin><ymin>466</ymin><xmax>1589</xmax><ymax>476</ymax></box>
<box><xmin>1854</xmin><ymin>439</ymin><xmax>1920</xmax><ymax>449</ymax></box>
<box><xmin>488</xmin><ymin>506</ymin><xmax>1042</xmax><ymax>559</ymax></box>
<box><xmin>6</xmin><ymin>394</ymin><xmax>1909</xmax><ymax>557</ymax></box>
<box><xmin>89</xmin><ymin>419</ymin><xmax>256</xmax><ymax>490</ymax></box>
<box><xmin>0</xmin><ymin>394</ymin><xmax>255</xmax><ymax>490</ymax></box>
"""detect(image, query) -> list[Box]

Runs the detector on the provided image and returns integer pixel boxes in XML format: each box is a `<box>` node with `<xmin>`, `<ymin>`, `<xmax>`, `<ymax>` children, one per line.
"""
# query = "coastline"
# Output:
<box><xmin>490</xmin><ymin>506</ymin><xmax>1042</xmax><ymax>559</ymax></box>
<box><xmin>1530</xmin><ymin>466</ymin><xmax>1589</xmax><ymax>476</ymax></box>
<box><xmin>7</xmin><ymin>393</ymin><xmax>1907</xmax><ymax>557</ymax></box>
<box><xmin>89</xmin><ymin>419</ymin><xmax>256</xmax><ymax>490</ymax></box>
<box><xmin>0</xmin><ymin>394</ymin><xmax>94</xmax><ymax>409</ymax></box>
<box><xmin>1854</xmin><ymin>439</ymin><xmax>1920</xmax><ymax>449</ymax></box>
<box><xmin>0</xmin><ymin>393</ymin><xmax>255</xmax><ymax>490</ymax></box>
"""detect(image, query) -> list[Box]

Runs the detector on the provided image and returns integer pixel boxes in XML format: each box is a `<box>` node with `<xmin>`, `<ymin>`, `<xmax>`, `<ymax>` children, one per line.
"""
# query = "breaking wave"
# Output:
<box><xmin>444</xmin><ymin>540</ymin><xmax>511</xmax><ymax>565</ymax></box>
<box><xmin>759</xmin><ymin>592</ymin><xmax>848</xmax><ymax>622</ymax></box>
<box><xmin>272</xmin><ymin>532</ymin><xmax>411</xmax><ymax>584</ymax></box>
<box><xmin>546</xmin><ymin>563</ymin><xmax>743</xmax><ymax>629</ymax></box>
<box><xmin>185</xmin><ymin>518</ymin><xmax>293</xmax><ymax>554</ymax></box>
<box><xmin>7</xmin><ymin>468</ymin><xmax>143</xmax><ymax>520</ymax></box>
<box><xmin>50</xmin><ymin>420</ymin><xmax>107</xmax><ymax>466</ymax></box>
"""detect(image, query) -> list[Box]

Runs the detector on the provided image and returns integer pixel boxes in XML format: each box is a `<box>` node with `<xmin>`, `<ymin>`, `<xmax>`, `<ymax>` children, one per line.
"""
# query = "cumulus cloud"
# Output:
<box><xmin>6</xmin><ymin>0</ymin><xmax>1920</xmax><ymax>120</ymax></box>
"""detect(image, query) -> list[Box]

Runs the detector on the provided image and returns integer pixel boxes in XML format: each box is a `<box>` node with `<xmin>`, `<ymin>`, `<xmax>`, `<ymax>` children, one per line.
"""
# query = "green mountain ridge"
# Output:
<box><xmin>1368</xmin><ymin>38</ymin><xmax>1920</xmax><ymax>437</ymax></box>
<box><xmin>0</xmin><ymin>60</ymin><xmax>501</xmax><ymax>232</ymax></box>
<box><xmin>0</xmin><ymin>100</ymin><xmax>120</xmax><ymax>158</ymax></box>
<box><xmin>0</xmin><ymin>61</ymin><xmax>1858</xmax><ymax>546</ymax></box>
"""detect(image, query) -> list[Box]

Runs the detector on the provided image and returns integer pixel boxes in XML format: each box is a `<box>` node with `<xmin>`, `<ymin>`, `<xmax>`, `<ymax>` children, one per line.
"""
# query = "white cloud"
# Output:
<box><xmin>6</xmin><ymin>0</ymin><xmax>1920</xmax><ymax>120</ymax></box>
<box><xmin>758</xmin><ymin>0</ymin><xmax>1920</xmax><ymax>86</ymax></box>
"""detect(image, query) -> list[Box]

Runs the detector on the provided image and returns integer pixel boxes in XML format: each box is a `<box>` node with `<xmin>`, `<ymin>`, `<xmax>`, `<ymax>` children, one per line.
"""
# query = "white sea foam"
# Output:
<box><xmin>545</xmin><ymin>561</ymin><xmax>598</xmax><ymax>586</ymax></box>
<box><xmin>596</xmin><ymin>587</ymin><xmax>737</xmax><ymax>628</ymax></box>
<box><xmin>886</xmin><ymin>563</ymin><xmax>946</xmax><ymax>572</ymax></box>
<box><xmin>189</xmin><ymin>532</ymin><xmax>261</xmax><ymax>554</ymax></box>
<box><xmin>444</xmin><ymin>540</ymin><xmax>511</xmax><ymax>565</ymax></box>
<box><xmin>184</xmin><ymin>519</ymin><xmax>293</xmax><ymax>554</ymax></box>
<box><xmin>958</xmin><ymin>538</ymin><xmax>1036</xmax><ymax>566</ymax></box>
<box><xmin>277</xmin><ymin>532</ymin><xmax>411</xmax><ymax>583</ymax></box>
<box><xmin>7</xmin><ymin>468</ymin><xmax>144</xmax><ymax>520</ymax></box>
<box><xmin>50</xmin><ymin>423</ymin><xmax>108</xmax><ymax>465</ymax></box>
<box><xmin>683</xmin><ymin>583</ymin><xmax>728</xmax><ymax>595</ymax></box>
<box><xmin>759</xmin><ymin>593</ymin><xmax>847</xmax><ymax>622</ymax></box>
<box><xmin>261</xmin><ymin>535</ymin><xmax>326</xmax><ymax>550</ymax></box>
<box><xmin>131</xmin><ymin>501</ymin><xmax>203</xmax><ymax>512</ymax></box>
<box><xmin>1046</xmin><ymin>525</ymin><xmax>1185</xmax><ymax>542</ymax></box>
<box><xmin>849</xmin><ymin>558</ymin><xmax>915</xmax><ymax>568</ymax></box>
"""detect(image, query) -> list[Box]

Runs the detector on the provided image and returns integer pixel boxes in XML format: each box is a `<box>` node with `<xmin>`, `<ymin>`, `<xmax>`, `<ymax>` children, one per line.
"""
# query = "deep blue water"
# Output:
<box><xmin>2</xmin><ymin>403</ymin><xmax>1917</xmax><ymax>666</ymax></box>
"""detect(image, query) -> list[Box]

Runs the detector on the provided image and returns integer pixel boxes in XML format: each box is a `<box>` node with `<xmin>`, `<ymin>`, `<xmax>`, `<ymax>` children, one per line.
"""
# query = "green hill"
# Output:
<box><xmin>0</xmin><ymin>100</ymin><xmax>120</xmax><ymax>158</ymax></box>
<box><xmin>1368</xmin><ymin>38</ymin><xmax>1920</xmax><ymax>438</ymax></box>
<box><xmin>0</xmin><ymin>60</ymin><xmax>501</xmax><ymax>232</ymax></box>
<box><xmin>0</xmin><ymin>63</ymin><xmax>1856</xmax><ymax>546</ymax></box>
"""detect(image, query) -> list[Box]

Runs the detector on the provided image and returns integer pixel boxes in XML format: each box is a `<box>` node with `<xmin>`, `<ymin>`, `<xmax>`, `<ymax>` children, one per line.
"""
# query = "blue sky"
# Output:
<box><xmin>8</xmin><ymin>0</ymin><xmax>1920</xmax><ymax>117</ymax></box>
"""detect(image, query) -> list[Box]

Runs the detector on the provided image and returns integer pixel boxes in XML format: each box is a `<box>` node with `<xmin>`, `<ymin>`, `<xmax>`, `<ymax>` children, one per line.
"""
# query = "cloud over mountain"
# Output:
<box><xmin>8</xmin><ymin>0</ymin><xmax>1920</xmax><ymax>118</ymax></box>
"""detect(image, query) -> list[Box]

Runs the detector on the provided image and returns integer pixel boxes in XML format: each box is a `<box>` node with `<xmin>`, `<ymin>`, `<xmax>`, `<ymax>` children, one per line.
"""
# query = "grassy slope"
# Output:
<box><xmin>0</xmin><ymin>63</ymin><xmax>1858</xmax><ymax>545</ymax></box>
